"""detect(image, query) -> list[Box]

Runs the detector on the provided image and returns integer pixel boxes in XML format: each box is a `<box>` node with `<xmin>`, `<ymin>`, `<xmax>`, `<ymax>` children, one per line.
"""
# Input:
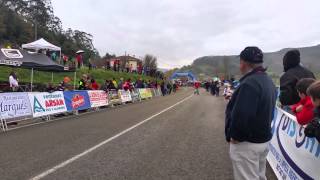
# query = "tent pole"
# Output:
<box><xmin>73</xmin><ymin>71</ymin><xmax>77</xmax><ymax>90</ymax></box>
<box><xmin>31</xmin><ymin>68</ymin><xmax>34</xmax><ymax>92</ymax></box>
<box><xmin>60</xmin><ymin>50</ymin><xmax>62</xmax><ymax>65</ymax></box>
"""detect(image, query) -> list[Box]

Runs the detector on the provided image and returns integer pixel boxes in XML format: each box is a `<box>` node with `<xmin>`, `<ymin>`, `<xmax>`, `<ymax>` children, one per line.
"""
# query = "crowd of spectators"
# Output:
<box><xmin>277</xmin><ymin>49</ymin><xmax>320</xmax><ymax>142</ymax></box>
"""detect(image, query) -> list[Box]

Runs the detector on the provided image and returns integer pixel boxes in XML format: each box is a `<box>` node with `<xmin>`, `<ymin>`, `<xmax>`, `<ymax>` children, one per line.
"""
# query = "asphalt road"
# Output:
<box><xmin>0</xmin><ymin>88</ymin><xmax>276</xmax><ymax>180</ymax></box>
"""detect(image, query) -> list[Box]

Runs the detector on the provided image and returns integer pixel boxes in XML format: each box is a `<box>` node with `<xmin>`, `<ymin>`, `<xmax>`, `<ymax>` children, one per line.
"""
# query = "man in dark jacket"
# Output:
<box><xmin>280</xmin><ymin>49</ymin><xmax>315</xmax><ymax>106</ymax></box>
<box><xmin>225</xmin><ymin>47</ymin><xmax>276</xmax><ymax>180</ymax></box>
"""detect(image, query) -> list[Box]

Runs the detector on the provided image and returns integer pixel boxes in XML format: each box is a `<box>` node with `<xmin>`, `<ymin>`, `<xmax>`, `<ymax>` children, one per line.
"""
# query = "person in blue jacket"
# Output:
<box><xmin>225</xmin><ymin>47</ymin><xmax>277</xmax><ymax>180</ymax></box>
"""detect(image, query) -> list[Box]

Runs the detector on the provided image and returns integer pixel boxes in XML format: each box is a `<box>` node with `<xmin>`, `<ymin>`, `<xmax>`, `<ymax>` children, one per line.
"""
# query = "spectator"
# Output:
<box><xmin>205</xmin><ymin>81</ymin><xmax>210</xmax><ymax>92</ymax></box>
<box><xmin>101</xmin><ymin>80</ymin><xmax>109</xmax><ymax>92</ymax></box>
<box><xmin>78</xmin><ymin>75</ymin><xmax>87</xmax><ymax>90</ymax></box>
<box><xmin>46</xmin><ymin>83</ymin><xmax>56</xmax><ymax>92</ymax></box>
<box><xmin>90</xmin><ymin>79</ymin><xmax>99</xmax><ymax>90</ymax></box>
<box><xmin>56</xmin><ymin>81</ymin><xmax>66</xmax><ymax>91</ymax></box>
<box><xmin>62</xmin><ymin>54</ymin><xmax>68</xmax><ymax>66</ymax></box>
<box><xmin>9</xmin><ymin>72</ymin><xmax>19</xmax><ymax>92</ymax></box>
<box><xmin>225</xmin><ymin>47</ymin><xmax>276</xmax><ymax>180</ymax></box>
<box><xmin>280</xmin><ymin>49</ymin><xmax>315</xmax><ymax>106</ymax></box>
<box><xmin>210</xmin><ymin>80</ymin><xmax>216</xmax><ymax>96</ymax></box>
<box><xmin>112</xmin><ymin>78</ymin><xmax>118</xmax><ymax>89</ymax></box>
<box><xmin>291</xmin><ymin>78</ymin><xmax>316</xmax><ymax>125</ymax></box>
<box><xmin>123</xmin><ymin>79</ymin><xmax>131</xmax><ymax>91</ymax></box>
<box><xmin>215</xmin><ymin>80</ymin><xmax>220</xmax><ymax>96</ymax></box>
<box><xmin>167</xmin><ymin>82</ymin><xmax>172</xmax><ymax>94</ymax></box>
<box><xmin>108</xmin><ymin>80</ymin><xmax>116</xmax><ymax>90</ymax></box>
<box><xmin>173</xmin><ymin>82</ymin><xmax>177</xmax><ymax>93</ymax></box>
<box><xmin>106</xmin><ymin>61</ymin><xmax>110</xmax><ymax>70</ymax></box>
<box><xmin>88</xmin><ymin>60</ymin><xmax>92</xmax><ymax>71</ymax></box>
<box><xmin>305</xmin><ymin>81</ymin><xmax>320</xmax><ymax>143</ymax></box>
<box><xmin>51</xmin><ymin>51</ymin><xmax>57</xmax><ymax>61</ymax></box>
<box><xmin>194</xmin><ymin>81</ymin><xmax>200</xmax><ymax>95</ymax></box>
<box><xmin>223</xmin><ymin>83</ymin><xmax>233</xmax><ymax>101</ymax></box>
<box><xmin>76</xmin><ymin>54</ymin><xmax>82</xmax><ymax>69</ymax></box>
<box><xmin>160</xmin><ymin>81</ymin><xmax>166</xmax><ymax>96</ymax></box>
<box><xmin>118</xmin><ymin>78</ymin><xmax>124</xmax><ymax>90</ymax></box>
<box><xmin>135</xmin><ymin>78</ymin><xmax>144</xmax><ymax>89</ymax></box>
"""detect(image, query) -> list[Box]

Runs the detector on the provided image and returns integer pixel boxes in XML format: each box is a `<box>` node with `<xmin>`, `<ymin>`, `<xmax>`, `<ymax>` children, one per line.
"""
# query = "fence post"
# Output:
<box><xmin>1</xmin><ymin>119</ymin><xmax>5</xmax><ymax>132</ymax></box>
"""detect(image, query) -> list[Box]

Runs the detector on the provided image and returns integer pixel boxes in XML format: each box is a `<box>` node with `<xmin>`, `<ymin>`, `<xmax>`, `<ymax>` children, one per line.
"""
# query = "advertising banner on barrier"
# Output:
<box><xmin>28</xmin><ymin>92</ymin><xmax>67</xmax><ymax>117</ymax></box>
<box><xmin>146</xmin><ymin>88</ymin><xmax>153</xmax><ymax>98</ymax></box>
<box><xmin>109</xmin><ymin>90</ymin><xmax>122</xmax><ymax>104</ymax></box>
<box><xmin>131</xmin><ymin>90</ymin><xmax>140</xmax><ymax>102</ymax></box>
<box><xmin>0</xmin><ymin>92</ymin><xmax>32</xmax><ymax>120</ymax></box>
<box><xmin>119</xmin><ymin>90</ymin><xmax>132</xmax><ymax>103</ymax></box>
<box><xmin>267</xmin><ymin>107</ymin><xmax>320</xmax><ymax>180</ymax></box>
<box><xmin>151</xmin><ymin>88</ymin><xmax>156</xmax><ymax>97</ymax></box>
<box><xmin>139</xmin><ymin>89</ymin><xmax>153</xmax><ymax>99</ymax></box>
<box><xmin>88</xmin><ymin>90</ymin><xmax>108</xmax><ymax>107</ymax></box>
<box><xmin>157</xmin><ymin>88</ymin><xmax>163</xmax><ymax>96</ymax></box>
<box><xmin>63</xmin><ymin>91</ymin><xmax>91</xmax><ymax>111</ymax></box>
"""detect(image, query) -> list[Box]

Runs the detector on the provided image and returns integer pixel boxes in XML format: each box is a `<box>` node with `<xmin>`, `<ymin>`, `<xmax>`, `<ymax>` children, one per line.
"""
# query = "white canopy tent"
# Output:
<box><xmin>22</xmin><ymin>38</ymin><xmax>61</xmax><ymax>51</ymax></box>
<box><xmin>22</xmin><ymin>38</ymin><xmax>62</xmax><ymax>91</ymax></box>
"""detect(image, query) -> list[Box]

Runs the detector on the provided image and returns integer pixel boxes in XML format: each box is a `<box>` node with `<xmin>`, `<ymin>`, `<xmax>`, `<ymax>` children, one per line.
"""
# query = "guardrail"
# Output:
<box><xmin>0</xmin><ymin>88</ymin><xmax>162</xmax><ymax>131</ymax></box>
<box><xmin>267</xmin><ymin>107</ymin><xmax>320</xmax><ymax>179</ymax></box>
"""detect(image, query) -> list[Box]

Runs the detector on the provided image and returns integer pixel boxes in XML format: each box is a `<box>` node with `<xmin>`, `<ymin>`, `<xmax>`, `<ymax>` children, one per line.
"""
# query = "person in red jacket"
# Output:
<box><xmin>291</xmin><ymin>78</ymin><xmax>316</xmax><ymax>125</ymax></box>
<box><xmin>194</xmin><ymin>81</ymin><xmax>201</xmax><ymax>95</ymax></box>
<box><xmin>90</xmin><ymin>79</ymin><xmax>99</xmax><ymax>90</ymax></box>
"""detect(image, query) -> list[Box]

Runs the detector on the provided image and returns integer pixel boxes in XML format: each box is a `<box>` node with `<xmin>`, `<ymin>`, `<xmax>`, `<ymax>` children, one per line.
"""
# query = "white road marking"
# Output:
<box><xmin>30</xmin><ymin>94</ymin><xmax>193</xmax><ymax>180</ymax></box>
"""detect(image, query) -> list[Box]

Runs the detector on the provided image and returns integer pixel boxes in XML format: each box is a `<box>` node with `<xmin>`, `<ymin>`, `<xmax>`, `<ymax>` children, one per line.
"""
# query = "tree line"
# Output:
<box><xmin>0</xmin><ymin>0</ymin><xmax>161</xmax><ymax>78</ymax></box>
<box><xmin>0</xmin><ymin>0</ymin><xmax>99</xmax><ymax>63</ymax></box>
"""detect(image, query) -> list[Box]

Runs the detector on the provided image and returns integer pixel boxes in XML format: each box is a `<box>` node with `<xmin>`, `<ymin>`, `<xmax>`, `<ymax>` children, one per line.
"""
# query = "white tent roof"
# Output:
<box><xmin>22</xmin><ymin>38</ymin><xmax>61</xmax><ymax>51</ymax></box>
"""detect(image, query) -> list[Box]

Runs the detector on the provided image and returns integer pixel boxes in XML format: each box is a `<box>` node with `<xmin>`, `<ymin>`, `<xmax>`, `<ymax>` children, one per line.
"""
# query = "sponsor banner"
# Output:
<box><xmin>267</xmin><ymin>107</ymin><xmax>320</xmax><ymax>180</ymax></box>
<box><xmin>146</xmin><ymin>89</ymin><xmax>153</xmax><ymax>98</ymax></box>
<box><xmin>0</xmin><ymin>93</ymin><xmax>32</xmax><ymax>120</ymax></box>
<box><xmin>88</xmin><ymin>90</ymin><xmax>108</xmax><ymax>107</ymax></box>
<box><xmin>109</xmin><ymin>90</ymin><xmax>122</xmax><ymax>104</ymax></box>
<box><xmin>139</xmin><ymin>89</ymin><xmax>153</xmax><ymax>99</ymax></box>
<box><xmin>138</xmin><ymin>89</ymin><xmax>148</xmax><ymax>99</ymax></box>
<box><xmin>28</xmin><ymin>92</ymin><xmax>67</xmax><ymax>117</ymax></box>
<box><xmin>1</xmin><ymin>48</ymin><xmax>23</xmax><ymax>59</ymax></box>
<box><xmin>119</xmin><ymin>90</ymin><xmax>132</xmax><ymax>103</ymax></box>
<box><xmin>151</xmin><ymin>88</ymin><xmax>156</xmax><ymax>97</ymax></box>
<box><xmin>131</xmin><ymin>89</ymin><xmax>140</xmax><ymax>102</ymax></box>
<box><xmin>157</xmin><ymin>88</ymin><xmax>163</xmax><ymax>96</ymax></box>
<box><xmin>63</xmin><ymin>91</ymin><xmax>91</xmax><ymax>111</ymax></box>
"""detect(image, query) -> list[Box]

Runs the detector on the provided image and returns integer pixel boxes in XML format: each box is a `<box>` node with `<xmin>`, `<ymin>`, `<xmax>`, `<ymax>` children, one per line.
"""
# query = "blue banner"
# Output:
<box><xmin>63</xmin><ymin>91</ymin><xmax>91</xmax><ymax>111</ymax></box>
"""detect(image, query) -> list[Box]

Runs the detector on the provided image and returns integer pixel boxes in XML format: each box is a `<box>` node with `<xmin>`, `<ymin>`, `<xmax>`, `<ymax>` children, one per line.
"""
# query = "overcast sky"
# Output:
<box><xmin>51</xmin><ymin>0</ymin><xmax>320</xmax><ymax>69</ymax></box>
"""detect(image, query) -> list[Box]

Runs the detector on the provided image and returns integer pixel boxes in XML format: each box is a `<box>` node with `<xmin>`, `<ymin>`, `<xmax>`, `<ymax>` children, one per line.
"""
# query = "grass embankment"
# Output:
<box><xmin>0</xmin><ymin>66</ymin><xmax>155</xmax><ymax>86</ymax></box>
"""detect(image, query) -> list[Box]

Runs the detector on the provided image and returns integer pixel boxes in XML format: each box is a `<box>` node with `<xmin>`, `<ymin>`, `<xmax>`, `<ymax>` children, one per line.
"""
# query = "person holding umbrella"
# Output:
<box><xmin>76</xmin><ymin>50</ymin><xmax>84</xmax><ymax>69</ymax></box>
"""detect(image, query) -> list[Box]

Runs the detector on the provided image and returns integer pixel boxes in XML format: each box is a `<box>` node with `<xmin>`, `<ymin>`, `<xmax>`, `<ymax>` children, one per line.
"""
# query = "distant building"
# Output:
<box><xmin>109</xmin><ymin>55</ymin><xmax>142</xmax><ymax>71</ymax></box>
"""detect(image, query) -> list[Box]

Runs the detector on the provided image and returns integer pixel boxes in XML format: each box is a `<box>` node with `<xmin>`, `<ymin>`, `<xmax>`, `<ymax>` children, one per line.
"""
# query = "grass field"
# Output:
<box><xmin>0</xmin><ymin>66</ymin><xmax>156</xmax><ymax>86</ymax></box>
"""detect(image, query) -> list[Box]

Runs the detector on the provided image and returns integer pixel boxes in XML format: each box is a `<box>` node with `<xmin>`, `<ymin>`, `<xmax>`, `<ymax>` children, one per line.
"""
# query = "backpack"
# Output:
<box><xmin>304</xmin><ymin>118</ymin><xmax>320</xmax><ymax>143</ymax></box>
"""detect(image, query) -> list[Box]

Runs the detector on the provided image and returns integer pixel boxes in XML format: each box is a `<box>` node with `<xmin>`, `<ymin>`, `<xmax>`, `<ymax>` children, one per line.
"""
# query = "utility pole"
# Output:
<box><xmin>34</xmin><ymin>21</ymin><xmax>38</xmax><ymax>41</ymax></box>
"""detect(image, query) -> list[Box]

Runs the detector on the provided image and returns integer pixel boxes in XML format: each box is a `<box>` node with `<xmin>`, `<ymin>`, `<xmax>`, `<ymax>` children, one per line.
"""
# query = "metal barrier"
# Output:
<box><xmin>0</xmin><ymin>88</ymin><xmax>161</xmax><ymax>131</ymax></box>
<box><xmin>267</xmin><ymin>107</ymin><xmax>320</xmax><ymax>179</ymax></box>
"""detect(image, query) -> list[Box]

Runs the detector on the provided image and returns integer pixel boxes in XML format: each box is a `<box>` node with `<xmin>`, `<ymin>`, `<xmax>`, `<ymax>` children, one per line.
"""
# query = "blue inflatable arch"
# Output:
<box><xmin>170</xmin><ymin>71</ymin><xmax>197</xmax><ymax>81</ymax></box>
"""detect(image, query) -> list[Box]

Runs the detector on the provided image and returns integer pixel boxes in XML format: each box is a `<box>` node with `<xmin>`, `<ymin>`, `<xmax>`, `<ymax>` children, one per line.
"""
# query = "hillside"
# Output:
<box><xmin>181</xmin><ymin>45</ymin><xmax>320</xmax><ymax>78</ymax></box>
<box><xmin>0</xmin><ymin>66</ymin><xmax>155</xmax><ymax>91</ymax></box>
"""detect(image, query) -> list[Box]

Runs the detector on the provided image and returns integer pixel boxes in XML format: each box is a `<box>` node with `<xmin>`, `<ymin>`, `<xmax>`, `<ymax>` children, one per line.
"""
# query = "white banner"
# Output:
<box><xmin>119</xmin><ymin>90</ymin><xmax>132</xmax><ymax>103</ymax></box>
<box><xmin>88</xmin><ymin>90</ymin><xmax>108</xmax><ymax>107</ymax></box>
<box><xmin>28</xmin><ymin>92</ymin><xmax>67</xmax><ymax>117</ymax></box>
<box><xmin>267</xmin><ymin>107</ymin><xmax>320</xmax><ymax>180</ymax></box>
<box><xmin>0</xmin><ymin>93</ymin><xmax>32</xmax><ymax>120</ymax></box>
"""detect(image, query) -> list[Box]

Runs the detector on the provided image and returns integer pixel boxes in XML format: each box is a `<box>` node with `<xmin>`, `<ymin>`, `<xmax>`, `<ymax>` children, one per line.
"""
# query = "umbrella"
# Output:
<box><xmin>76</xmin><ymin>50</ymin><xmax>85</xmax><ymax>54</ymax></box>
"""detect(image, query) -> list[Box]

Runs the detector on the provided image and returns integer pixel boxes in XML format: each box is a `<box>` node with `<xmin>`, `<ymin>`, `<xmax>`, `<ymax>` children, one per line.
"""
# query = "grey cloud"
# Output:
<box><xmin>52</xmin><ymin>0</ymin><xmax>320</xmax><ymax>68</ymax></box>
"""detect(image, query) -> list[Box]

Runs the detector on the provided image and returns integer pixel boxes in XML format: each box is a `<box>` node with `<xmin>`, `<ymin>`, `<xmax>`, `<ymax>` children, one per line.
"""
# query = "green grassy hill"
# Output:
<box><xmin>181</xmin><ymin>44</ymin><xmax>320</xmax><ymax>79</ymax></box>
<box><xmin>0</xmin><ymin>66</ymin><xmax>155</xmax><ymax>88</ymax></box>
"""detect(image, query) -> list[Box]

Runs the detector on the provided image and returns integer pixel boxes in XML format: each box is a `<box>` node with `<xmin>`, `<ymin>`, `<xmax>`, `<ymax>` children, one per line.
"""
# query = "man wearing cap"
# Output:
<box><xmin>225</xmin><ymin>47</ymin><xmax>276</xmax><ymax>180</ymax></box>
